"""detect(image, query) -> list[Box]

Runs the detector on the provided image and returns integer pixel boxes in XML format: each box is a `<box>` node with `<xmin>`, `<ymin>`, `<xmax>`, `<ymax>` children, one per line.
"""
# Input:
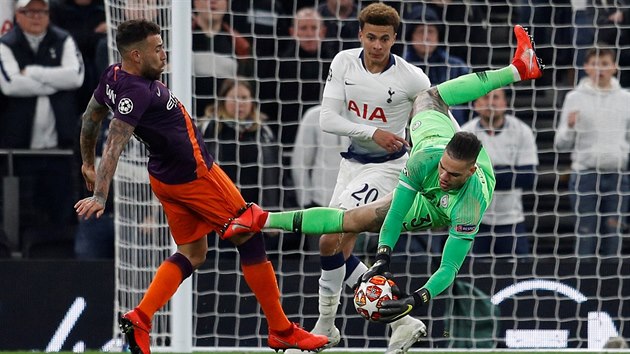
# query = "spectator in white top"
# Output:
<box><xmin>291</xmin><ymin>105</ymin><xmax>348</xmax><ymax>210</ymax></box>
<box><xmin>0</xmin><ymin>0</ymin><xmax>84</xmax><ymax>246</ymax></box>
<box><xmin>462</xmin><ymin>88</ymin><xmax>538</xmax><ymax>257</ymax></box>
<box><xmin>0</xmin><ymin>0</ymin><xmax>84</xmax><ymax>149</ymax></box>
<box><xmin>291</xmin><ymin>105</ymin><xmax>348</xmax><ymax>254</ymax></box>
<box><xmin>554</xmin><ymin>47</ymin><xmax>630</xmax><ymax>257</ymax></box>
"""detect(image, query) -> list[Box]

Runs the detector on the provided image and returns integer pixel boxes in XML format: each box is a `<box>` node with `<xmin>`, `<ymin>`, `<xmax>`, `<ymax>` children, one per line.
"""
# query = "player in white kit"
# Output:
<box><xmin>304</xmin><ymin>3</ymin><xmax>431</xmax><ymax>353</ymax></box>
<box><xmin>225</xmin><ymin>22</ymin><xmax>544</xmax><ymax>354</ymax></box>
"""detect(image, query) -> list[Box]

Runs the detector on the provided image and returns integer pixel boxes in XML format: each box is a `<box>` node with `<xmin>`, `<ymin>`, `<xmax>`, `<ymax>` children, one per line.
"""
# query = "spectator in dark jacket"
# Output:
<box><xmin>591</xmin><ymin>0</ymin><xmax>630</xmax><ymax>87</ymax></box>
<box><xmin>260</xmin><ymin>7</ymin><xmax>335</xmax><ymax>149</ymax></box>
<box><xmin>50</xmin><ymin>0</ymin><xmax>106</xmax><ymax>110</ymax></box>
<box><xmin>412</xmin><ymin>0</ymin><xmax>489</xmax><ymax>67</ymax></box>
<box><xmin>318</xmin><ymin>0</ymin><xmax>361</xmax><ymax>53</ymax></box>
<box><xmin>192</xmin><ymin>0</ymin><xmax>252</xmax><ymax>118</ymax></box>
<box><xmin>203</xmin><ymin>78</ymin><xmax>280</xmax><ymax>211</ymax></box>
<box><xmin>203</xmin><ymin>78</ymin><xmax>294</xmax><ymax>252</ymax></box>
<box><xmin>404</xmin><ymin>5</ymin><xmax>472</xmax><ymax>125</ymax></box>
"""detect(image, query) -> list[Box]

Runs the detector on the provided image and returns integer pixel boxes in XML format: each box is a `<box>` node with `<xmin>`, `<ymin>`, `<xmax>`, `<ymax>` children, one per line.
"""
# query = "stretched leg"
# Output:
<box><xmin>213</xmin><ymin>168</ymin><xmax>326</xmax><ymax>350</ymax></box>
<box><xmin>223</xmin><ymin>195</ymin><xmax>391</xmax><ymax>239</ymax></box>
<box><xmin>231</xmin><ymin>232</ymin><xmax>329</xmax><ymax>352</ymax></box>
<box><xmin>120</xmin><ymin>237</ymin><xmax>204</xmax><ymax>354</ymax></box>
<box><xmin>422</xmin><ymin>25</ymin><xmax>543</xmax><ymax>115</ymax></box>
<box><xmin>231</xmin><ymin>233</ymin><xmax>291</xmax><ymax>331</ymax></box>
<box><xmin>223</xmin><ymin>197</ymin><xmax>388</xmax><ymax>345</ymax></box>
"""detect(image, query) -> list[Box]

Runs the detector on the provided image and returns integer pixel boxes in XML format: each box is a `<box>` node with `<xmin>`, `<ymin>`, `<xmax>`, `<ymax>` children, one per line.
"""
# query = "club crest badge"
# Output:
<box><xmin>440</xmin><ymin>195</ymin><xmax>449</xmax><ymax>208</ymax></box>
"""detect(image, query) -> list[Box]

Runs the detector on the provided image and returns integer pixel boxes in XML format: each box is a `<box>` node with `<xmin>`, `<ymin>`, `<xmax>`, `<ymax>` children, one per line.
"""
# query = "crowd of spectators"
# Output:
<box><xmin>1</xmin><ymin>0</ymin><xmax>629</xmax><ymax>259</ymax></box>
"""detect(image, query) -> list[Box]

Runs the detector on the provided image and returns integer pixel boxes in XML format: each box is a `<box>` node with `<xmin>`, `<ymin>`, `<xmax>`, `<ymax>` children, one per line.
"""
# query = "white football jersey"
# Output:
<box><xmin>323</xmin><ymin>48</ymin><xmax>430</xmax><ymax>156</ymax></box>
<box><xmin>461</xmin><ymin>114</ymin><xmax>539</xmax><ymax>225</ymax></box>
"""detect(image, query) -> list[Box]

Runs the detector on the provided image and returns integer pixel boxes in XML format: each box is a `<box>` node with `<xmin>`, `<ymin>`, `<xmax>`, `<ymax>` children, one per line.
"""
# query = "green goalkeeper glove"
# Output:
<box><xmin>378</xmin><ymin>288</ymin><xmax>431</xmax><ymax>323</ymax></box>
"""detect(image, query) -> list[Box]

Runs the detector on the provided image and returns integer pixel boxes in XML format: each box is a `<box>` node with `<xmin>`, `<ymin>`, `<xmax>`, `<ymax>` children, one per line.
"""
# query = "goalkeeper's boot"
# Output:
<box><xmin>119</xmin><ymin>309</ymin><xmax>152</xmax><ymax>354</ymax></box>
<box><xmin>512</xmin><ymin>25</ymin><xmax>544</xmax><ymax>81</ymax></box>
<box><xmin>384</xmin><ymin>316</ymin><xmax>427</xmax><ymax>354</ymax></box>
<box><xmin>221</xmin><ymin>202</ymin><xmax>268</xmax><ymax>239</ymax></box>
<box><xmin>268</xmin><ymin>322</ymin><xmax>329</xmax><ymax>352</ymax></box>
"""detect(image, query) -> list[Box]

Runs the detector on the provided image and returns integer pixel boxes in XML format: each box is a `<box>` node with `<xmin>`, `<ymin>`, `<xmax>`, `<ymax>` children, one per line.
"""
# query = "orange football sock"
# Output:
<box><xmin>241</xmin><ymin>261</ymin><xmax>291</xmax><ymax>331</ymax></box>
<box><xmin>137</xmin><ymin>260</ymin><xmax>184</xmax><ymax>320</ymax></box>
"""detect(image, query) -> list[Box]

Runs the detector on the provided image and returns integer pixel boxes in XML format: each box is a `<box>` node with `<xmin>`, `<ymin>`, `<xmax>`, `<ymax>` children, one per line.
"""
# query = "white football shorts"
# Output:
<box><xmin>329</xmin><ymin>155</ymin><xmax>408</xmax><ymax>210</ymax></box>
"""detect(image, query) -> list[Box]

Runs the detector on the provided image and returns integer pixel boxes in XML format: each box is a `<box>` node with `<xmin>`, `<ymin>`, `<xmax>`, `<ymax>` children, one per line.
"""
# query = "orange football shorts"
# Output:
<box><xmin>149</xmin><ymin>163</ymin><xmax>246</xmax><ymax>245</ymax></box>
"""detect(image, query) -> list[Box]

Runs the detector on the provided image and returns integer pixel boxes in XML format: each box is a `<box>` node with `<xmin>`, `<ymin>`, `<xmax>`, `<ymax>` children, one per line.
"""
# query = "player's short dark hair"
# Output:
<box><xmin>445</xmin><ymin>131</ymin><xmax>482</xmax><ymax>164</ymax></box>
<box><xmin>116</xmin><ymin>19</ymin><xmax>161</xmax><ymax>56</ymax></box>
<box><xmin>358</xmin><ymin>3</ymin><xmax>400</xmax><ymax>32</ymax></box>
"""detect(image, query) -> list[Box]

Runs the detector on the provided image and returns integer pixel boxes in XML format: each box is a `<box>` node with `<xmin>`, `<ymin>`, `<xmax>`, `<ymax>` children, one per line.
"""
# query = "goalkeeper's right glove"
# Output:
<box><xmin>378</xmin><ymin>288</ymin><xmax>431</xmax><ymax>323</ymax></box>
<box><xmin>354</xmin><ymin>245</ymin><xmax>393</xmax><ymax>290</ymax></box>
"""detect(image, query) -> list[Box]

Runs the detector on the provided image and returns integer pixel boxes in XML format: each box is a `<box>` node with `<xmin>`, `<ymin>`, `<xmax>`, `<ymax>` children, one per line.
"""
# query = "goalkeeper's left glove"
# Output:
<box><xmin>377</xmin><ymin>288</ymin><xmax>431</xmax><ymax>323</ymax></box>
<box><xmin>362</xmin><ymin>245</ymin><xmax>393</xmax><ymax>281</ymax></box>
<box><xmin>354</xmin><ymin>245</ymin><xmax>393</xmax><ymax>291</ymax></box>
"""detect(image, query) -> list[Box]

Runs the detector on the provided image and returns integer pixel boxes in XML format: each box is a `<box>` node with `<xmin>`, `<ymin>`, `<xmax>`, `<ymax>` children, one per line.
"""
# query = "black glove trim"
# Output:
<box><xmin>375</xmin><ymin>245</ymin><xmax>391</xmax><ymax>263</ymax></box>
<box><xmin>413</xmin><ymin>288</ymin><xmax>431</xmax><ymax>306</ymax></box>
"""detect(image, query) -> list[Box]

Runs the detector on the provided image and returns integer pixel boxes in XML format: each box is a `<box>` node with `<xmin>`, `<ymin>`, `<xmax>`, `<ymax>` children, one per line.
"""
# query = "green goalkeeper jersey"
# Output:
<box><xmin>379</xmin><ymin>110</ymin><xmax>496</xmax><ymax>298</ymax></box>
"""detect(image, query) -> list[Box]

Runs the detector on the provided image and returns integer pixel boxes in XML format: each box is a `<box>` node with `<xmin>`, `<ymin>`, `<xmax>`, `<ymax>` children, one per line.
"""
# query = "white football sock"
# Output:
<box><xmin>344</xmin><ymin>260</ymin><xmax>368</xmax><ymax>289</ymax></box>
<box><xmin>315</xmin><ymin>266</ymin><xmax>345</xmax><ymax>329</ymax></box>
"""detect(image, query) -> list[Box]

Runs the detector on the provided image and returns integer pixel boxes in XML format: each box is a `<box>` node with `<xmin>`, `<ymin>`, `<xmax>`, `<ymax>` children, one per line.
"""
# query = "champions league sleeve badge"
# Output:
<box><xmin>118</xmin><ymin>97</ymin><xmax>134</xmax><ymax>114</ymax></box>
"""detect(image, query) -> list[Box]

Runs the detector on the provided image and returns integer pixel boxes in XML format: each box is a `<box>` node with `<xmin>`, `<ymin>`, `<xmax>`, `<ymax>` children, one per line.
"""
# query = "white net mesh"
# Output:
<box><xmin>106</xmin><ymin>0</ymin><xmax>630</xmax><ymax>351</ymax></box>
<box><xmin>105</xmin><ymin>0</ymin><xmax>175</xmax><ymax>350</ymax></box>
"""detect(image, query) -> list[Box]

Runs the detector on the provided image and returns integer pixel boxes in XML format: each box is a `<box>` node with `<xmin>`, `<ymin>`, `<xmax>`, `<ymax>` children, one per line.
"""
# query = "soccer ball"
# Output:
<box><xmin>354</xmin><ymin>275</ymin><xmax>398</xmax><ymax>322</ymax></box>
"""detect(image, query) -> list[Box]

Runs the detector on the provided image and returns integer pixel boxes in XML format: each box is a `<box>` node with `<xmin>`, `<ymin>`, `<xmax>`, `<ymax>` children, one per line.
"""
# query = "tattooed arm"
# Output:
<box><xmin>93</xmin><ymin>118</ymin><xmax>134</xmax><ymax>202</ymax></box>
<box><xmin>76</xmin><ymin>116</ymin><xmax>135</xmax><ymax>219</ymax></box>
<box><xmin>79</xmin><ymin>95</ymin><xmax>111</xmax><ymax>191</ymax></box>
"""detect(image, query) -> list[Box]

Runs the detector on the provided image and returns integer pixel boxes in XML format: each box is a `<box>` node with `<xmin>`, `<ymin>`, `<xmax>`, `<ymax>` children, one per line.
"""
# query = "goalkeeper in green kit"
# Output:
<box><xmin>223</xmin><ymin>25</ymin><xmax>543</xmax><ymax>325</ymax></box>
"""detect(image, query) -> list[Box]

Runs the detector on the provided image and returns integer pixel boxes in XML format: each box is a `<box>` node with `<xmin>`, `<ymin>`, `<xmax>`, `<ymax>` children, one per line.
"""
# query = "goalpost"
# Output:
<box><xmin>105</xmin><ymin>0</ymin><xmax>630</xmax><ymax>352</ymax></box>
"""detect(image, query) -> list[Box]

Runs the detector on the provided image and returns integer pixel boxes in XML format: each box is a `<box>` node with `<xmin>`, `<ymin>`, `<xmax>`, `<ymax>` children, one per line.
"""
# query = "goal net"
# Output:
<box><xmin>106</xmin><ymin>0</ymin><xmax>630</xmax><ymax>351</ymax></box>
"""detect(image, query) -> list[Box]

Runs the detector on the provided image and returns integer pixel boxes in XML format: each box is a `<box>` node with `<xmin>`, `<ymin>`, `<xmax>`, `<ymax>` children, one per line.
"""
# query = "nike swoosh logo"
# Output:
<box><xmin>231</xmin><ymin>224</ymin><xmax>250</xmax><ymax>231</ymax></box>
<box><xmin>269</xmin><ymin>335</ymin><xmax>298</xmax><ymax>348</ymax></box>
<box><xmin>344</xmin><ymin>80</ymin><xmax>355</xmax><ymax>85</ymax></box>
<box><xmin>525</xmin><ymin>48</ymin><xmax>534</xmax><ymax>70</ymax></box>
<box><xmin>392</xmin><ymin>304</ymin><xmax>414</xmax><ymax>321</ymax></box>
<box><xmin>402</xmin><ymin>304</ymin><xmax>413</xmax><ymax>315</ymax></box>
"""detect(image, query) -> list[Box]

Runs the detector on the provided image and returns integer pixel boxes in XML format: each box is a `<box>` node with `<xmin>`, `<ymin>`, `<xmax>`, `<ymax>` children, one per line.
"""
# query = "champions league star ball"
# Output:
<box><xmin>354</xmin><ymin>275</ymin><xmax>398</xmax><ymax>322</ymax></box>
